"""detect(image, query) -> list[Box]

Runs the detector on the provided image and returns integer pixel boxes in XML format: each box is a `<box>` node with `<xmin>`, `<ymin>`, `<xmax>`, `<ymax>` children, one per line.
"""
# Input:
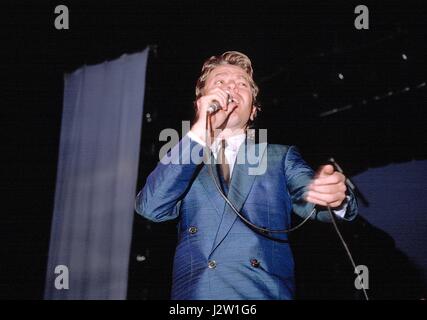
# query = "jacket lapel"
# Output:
<box><xmin>209</xmin><ymin>139</ymin><xmax>267</xmax><ymax>255</ymax></box>
<box><xmin>198</xmin><ymin>161</ymin><xmax>227</xmax><ymax>218</ymax></box>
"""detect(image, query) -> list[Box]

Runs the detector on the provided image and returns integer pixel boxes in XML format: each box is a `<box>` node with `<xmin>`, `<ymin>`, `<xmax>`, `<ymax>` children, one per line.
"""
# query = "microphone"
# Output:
<box><xmin>207</xmin><ymin>100</ymin><xmax>221</xmax><ymax>113</ymax></box>
<box><xmin>328</xmin><ymin>157</ymin><xmax>370</xmax><ymax>207</ymax></box>
<box><xmin>207</xmin><ymin>94</ymin><xmax>234</xmax><ymax>114</ymax></box>
<box><xmin>328</xmin><ymin>158</ymin><xmax>356</xmax><ymax>191</ymax></box>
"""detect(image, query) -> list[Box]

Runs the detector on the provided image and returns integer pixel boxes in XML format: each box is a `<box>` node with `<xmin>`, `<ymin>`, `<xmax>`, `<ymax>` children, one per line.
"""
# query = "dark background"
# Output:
<box><xmin>1</xmin><ymin>0</ymin><xmax>426</xmax><ymax>299</ymax></box>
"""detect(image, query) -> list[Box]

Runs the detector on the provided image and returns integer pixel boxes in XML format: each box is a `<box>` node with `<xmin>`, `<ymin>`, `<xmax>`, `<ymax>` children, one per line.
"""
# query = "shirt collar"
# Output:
<box><xmin>211</xmin><ymin>133</ymin><xmax>246</xmax><ymax>155</ymax></box>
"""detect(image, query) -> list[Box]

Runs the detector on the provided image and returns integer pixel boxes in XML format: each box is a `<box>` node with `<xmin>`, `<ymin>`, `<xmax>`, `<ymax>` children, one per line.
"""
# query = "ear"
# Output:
<box><xmin>249</xmin><ymin>105</ymin><xmax>258</xmax><ymax>121</ymax></box>
<box><xmin>194</xmin><ymin>96</ymin><xmax>204</xmax><ymax>113</ymax></box>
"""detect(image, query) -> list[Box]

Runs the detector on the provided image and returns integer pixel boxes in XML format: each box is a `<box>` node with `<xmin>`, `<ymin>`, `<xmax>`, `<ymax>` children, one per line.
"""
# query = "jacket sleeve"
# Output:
<box><xmin>284</xmin><ymin>145</ymin><xmax>358</xmax><ymax>222</ymax></box>
<box><xmin>135</xmin><ymin>135</ymin><xmax>205</xmax><ymax>222</ymax></box>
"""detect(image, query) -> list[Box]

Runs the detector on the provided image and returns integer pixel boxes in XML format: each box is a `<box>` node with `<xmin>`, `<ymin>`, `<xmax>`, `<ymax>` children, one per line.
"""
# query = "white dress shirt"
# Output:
<box><xmin>187</xmin><ymin>130</ymin><xmax>348</xmax><ymax>218</ymax></box>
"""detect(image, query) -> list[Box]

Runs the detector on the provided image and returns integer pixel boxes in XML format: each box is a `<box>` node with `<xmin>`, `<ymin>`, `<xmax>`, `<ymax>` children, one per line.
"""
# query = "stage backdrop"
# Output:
<box><xmin>353</xmin><ymin>160</ymin><xmax>427</xmax><ymax>287</ymax></box>
<box><xmin>44</xmin><ymin>49</ymin><xmax>149</xmax><ymax>299</ymax></box>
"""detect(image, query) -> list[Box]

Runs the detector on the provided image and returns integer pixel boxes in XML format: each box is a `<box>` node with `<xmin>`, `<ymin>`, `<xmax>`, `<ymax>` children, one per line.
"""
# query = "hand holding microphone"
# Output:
<box><xmin>306</xmin><ymin>164</ymin><xmax>347</xmax><ymax>208</ymax></box>
<box><xmin>191</xmin><ymin>88</ymin><xmax>238</xmax><ymax>142</ymax></box>
<box><xmin>207</xmin><ymin>93</ymin><xmax>234</xmax><ymax>113</ymax></box>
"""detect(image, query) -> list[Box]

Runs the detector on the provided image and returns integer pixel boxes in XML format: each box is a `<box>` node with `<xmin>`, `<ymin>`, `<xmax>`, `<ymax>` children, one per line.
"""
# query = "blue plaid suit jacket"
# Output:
<box><xmin>135</xmin><ymin>135</ymin><xmax>358</xmax><ymax>299</ymax></box>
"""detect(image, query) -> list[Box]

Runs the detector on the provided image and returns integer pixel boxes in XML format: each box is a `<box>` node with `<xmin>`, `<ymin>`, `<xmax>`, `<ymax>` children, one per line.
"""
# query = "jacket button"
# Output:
<box><xmin>188</xmin><ymin>226</ymin><xmax>198</xmax><ymax>234</ymax></box>
<box><xmin>250</xmin><ymin>258</ymin><xmax>260</xmax><ymax>268</ymax></box>
<box><xmin>208</xmin><ymin>260</ymin><xmax>217</xmax><ymax>269</ymax></box>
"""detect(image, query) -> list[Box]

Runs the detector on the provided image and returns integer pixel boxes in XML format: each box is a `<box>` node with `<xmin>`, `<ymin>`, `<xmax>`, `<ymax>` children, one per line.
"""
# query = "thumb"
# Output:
<box><xmin>317</xmin><ymin>164</ymin><xmax>334</xmax><ymax>177</ymax></box>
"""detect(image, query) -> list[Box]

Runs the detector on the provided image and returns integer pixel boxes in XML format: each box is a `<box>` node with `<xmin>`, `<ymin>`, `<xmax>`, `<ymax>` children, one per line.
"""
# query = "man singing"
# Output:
<box><xmin>135</xmin><ymin>51</ymin><xmax>358</xmax><ymax>299</ymax></box>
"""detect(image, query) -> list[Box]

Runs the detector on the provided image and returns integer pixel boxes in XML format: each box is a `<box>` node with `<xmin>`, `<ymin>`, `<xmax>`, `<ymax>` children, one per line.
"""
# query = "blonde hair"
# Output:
<box><xmin>194</xmin><ymin>51</ymin><xmax>260</xmax><ymax>110</ymax></box>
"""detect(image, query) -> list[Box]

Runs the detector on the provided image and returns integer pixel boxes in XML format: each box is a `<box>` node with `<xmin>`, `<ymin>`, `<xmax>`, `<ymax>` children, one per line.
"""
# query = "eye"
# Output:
<box><xmin>239</xmin><ymin>82</ymin><xmax>248</xmax><ymax>87</ymax></box>
<box><xmin>215</xmin><ymin>80</ymin><xmax>224</xmax><ymax>85</ymax></box>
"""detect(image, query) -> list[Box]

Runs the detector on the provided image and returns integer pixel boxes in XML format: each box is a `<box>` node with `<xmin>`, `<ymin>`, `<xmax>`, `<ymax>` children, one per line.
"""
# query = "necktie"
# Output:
<box><xmin>218</xmin><ymin>139</ymin><xmax>230</xmax><ymax>184</ymax></box>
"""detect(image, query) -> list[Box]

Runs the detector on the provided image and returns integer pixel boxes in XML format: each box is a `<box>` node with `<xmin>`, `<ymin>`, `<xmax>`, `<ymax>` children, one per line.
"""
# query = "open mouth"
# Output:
<box><xmin>226</xmin><ymin>92</ymin><xmax>239</xmax><ymax>107</ymax></box>
<box><xmin>227</xmin><ymin>96</ymin><xmax>239</xmax><ymax>108</ymax></box>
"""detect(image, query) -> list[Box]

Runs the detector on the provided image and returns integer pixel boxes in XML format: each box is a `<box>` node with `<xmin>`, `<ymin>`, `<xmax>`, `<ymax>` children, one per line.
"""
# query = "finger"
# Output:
<box><xmin>198</xmin><ymin>92</ymin><xmax>226</xmax><ymax>113</ymax></box>
<box><xmin>329</xmin><ymin>200</ymin><xmax>344</xmax><ymax>208</ymax></box>
<box><xmin>306</xmin><ymin>190</ymin><xmax>345</xmax><ymax>204</ymax></box>
<box><xmin>305</xmin><ymin>195</ymin><xmax>328</xmax><ymax>207</ymax></box>
<box><xmin>309</xmin><ymin>183</ymin><xmax>346</xmax><ymax>194</ymax></box>
<box><xmin>313</xmin><ymin>172</ymin><xmax>345</xmax><ymax>185</ymax></box>
<box><xmin>208</xmin><ymin>88</ymin><xmax>229</xmax><ymax>110</ymax></box>
<box><xmin>316</xmin><ymin>164</ymin><xmax>335</xmax><ymax>177</ymax></box>
<box><xmin>306</xmin><ymin>196</ymin><xmax>344</xmax><ymax>208</ymax></box>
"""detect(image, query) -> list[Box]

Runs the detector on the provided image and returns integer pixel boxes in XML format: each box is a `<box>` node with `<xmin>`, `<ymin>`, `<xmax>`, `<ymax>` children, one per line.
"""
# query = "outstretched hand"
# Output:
<box><xmin>306</xmin><ymin>164</ymin><xmax>347</xmax><ymax>208</ymax></box>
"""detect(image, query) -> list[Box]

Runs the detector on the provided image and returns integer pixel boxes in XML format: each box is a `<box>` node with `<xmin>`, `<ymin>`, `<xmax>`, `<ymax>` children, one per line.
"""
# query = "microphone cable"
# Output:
<box><xmin>327</xmin><ymin>205</ymin><xmax>369</xmax><ymax>300</ymax></box>
<box><xmin>203</xmin><ymin>111</ymin><xmax>369</xmax><ymax>300</ymax></box>
<box><xmin>203</xmin><ymin>112</ymin><xmax>316</xmax><ymax>237</ymax></box>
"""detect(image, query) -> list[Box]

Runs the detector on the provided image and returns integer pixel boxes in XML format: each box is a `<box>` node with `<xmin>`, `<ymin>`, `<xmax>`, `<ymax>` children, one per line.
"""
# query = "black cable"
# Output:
<box><xmin>204</xmin><ymin>112</ymin><xmax>368</xmax><ymax>300</ymax></box>
<box><xmin>204</xmin><ymin>113</ymin><xmax>315</xmax><ymax>239</ymax></box>
<box><xmin>327</xmin><ymin>206</ymin><xmax>369</xmax><ymax>300</ymax></box>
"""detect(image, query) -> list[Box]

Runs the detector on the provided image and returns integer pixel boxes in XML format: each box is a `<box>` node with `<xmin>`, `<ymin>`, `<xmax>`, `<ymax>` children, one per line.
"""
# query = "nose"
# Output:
<box><xmin>226</xmin><ymin>80</ymin><xmax>236</xmax><ymax>90</ymax></box>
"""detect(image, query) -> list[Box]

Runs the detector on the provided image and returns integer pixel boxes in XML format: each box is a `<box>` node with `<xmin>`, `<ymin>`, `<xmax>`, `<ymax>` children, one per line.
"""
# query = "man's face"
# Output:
<box><xmin>204</xmin><ymin>64</ymin><xmax>256</xmax><ymax>131</ymax></box>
